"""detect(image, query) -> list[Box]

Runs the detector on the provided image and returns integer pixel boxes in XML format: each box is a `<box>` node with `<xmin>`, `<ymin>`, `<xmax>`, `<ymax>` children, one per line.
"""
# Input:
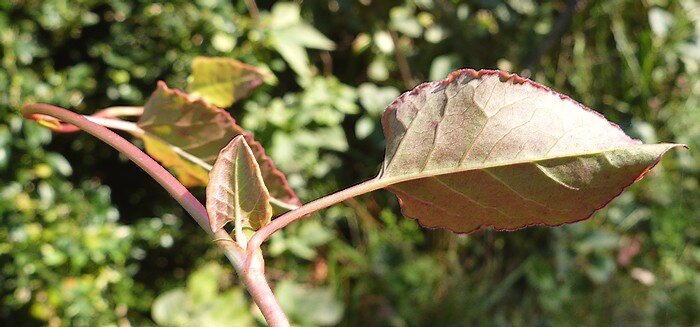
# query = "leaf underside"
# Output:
<box><xmin>379</xmin><ymin>68</ymin><xmax>683</xmax><ymax>233</ymax></box>
<box><xmin>137</xmin><ymin>82</ymin><xmax>300</xmax><ymax>209</ymax></box>
<box><xmin>188</xmin><ymin>56</ymin><xmax>265</xmax><ymax>108</ymax></box>
<box><xmin>206</xmin><ymin>135</ymin><xmax>272</xmax><ymax>232</ymax></box>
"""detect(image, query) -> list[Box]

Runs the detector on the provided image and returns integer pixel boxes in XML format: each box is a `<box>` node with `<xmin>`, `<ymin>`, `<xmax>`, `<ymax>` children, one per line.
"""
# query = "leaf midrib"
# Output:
<box><xmin>378</xmin><ymin>143</ymin><xmax>673</xmax><ymax>186</ymax></box>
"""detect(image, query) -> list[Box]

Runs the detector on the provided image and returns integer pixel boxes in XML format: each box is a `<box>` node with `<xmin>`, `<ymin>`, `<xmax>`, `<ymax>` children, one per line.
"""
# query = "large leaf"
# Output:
<box><xmin>188</xmin><ymin>56</ymin><xmax>265</xmax><ymax>108</ymax></box>
<box><xmin>137</xmin><ymin>82</ymin><xmax>300</xmax><ymax>210</ymax></box>
<box><xmin>379</xmin><ymin>69</ymin><xmax>683</xmax><ymax>233</ymax></box>
<box><xmin>206</xmin><ymin>135</ymin><xmax>272</xmax><ymax>232</ymax></box>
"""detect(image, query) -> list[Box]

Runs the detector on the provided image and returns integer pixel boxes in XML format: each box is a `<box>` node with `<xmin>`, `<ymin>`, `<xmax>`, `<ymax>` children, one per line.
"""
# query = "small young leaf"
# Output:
<box><xmin>379</xmin><ymin>69</ymin><xmax>684</xmax><ymax>233</ymax></box>
<box><xmin>206</xmin><ymin>135</ymin><xmax>272</xmax><ymax>232</ymax></box>
<box><xmin>188</xmin><ymin>56</ymin><xmax>265</xmax><ymax>108</ymax></box>
<box><xmin>138</xmin><ymin>82</ymin><xmax>300</xmax><ymax>211</ymax></box>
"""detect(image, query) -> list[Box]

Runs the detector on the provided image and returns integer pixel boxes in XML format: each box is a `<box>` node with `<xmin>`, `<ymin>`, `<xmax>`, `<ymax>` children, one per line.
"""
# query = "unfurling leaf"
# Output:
<box><xmin>188</xmin><ymin>56</ymin><xmax>265</xmax><ymax>108</ymax></box>
<box><xmin>379</xmin><ymin>69</ymin><xmax>684</xmax><ymax>233</ymax></box>
<box><xmin>31</xmin><ymin>114</ymin><xmax>62</xmax><ymax>130</ymax></box>
<box><xmin>206</xmin><ymin>135</ymin><xmax>272</xmax><ymax>232</ymax></box>
<box><xmin>137</xmin><ymin>82</ymin><xmax>300</xmax><ymax>211</ymax></box>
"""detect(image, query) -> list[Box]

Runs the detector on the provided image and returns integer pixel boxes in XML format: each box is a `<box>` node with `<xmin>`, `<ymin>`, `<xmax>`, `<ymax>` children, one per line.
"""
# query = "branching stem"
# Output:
<box><xmin>23</xmin><ymin>103</ymin><xmax>212</xmax><ymax>234</ymax></box>
<box><xmin>21</xmin><ymin>103</ymin><xmax>290</xmax><ymax>327</ymax></box>
<box><xmin>246</xmin><ymin>177</ymin><xmax>387</xmax><ymax>267</ymax></box>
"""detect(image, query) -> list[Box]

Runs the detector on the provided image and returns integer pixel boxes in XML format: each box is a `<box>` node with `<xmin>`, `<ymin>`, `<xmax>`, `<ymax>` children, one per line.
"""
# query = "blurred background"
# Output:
<box><xmin>1</xmin><ymin>0</ymin><xmax>698</xmax><ymax>326</ymax></box>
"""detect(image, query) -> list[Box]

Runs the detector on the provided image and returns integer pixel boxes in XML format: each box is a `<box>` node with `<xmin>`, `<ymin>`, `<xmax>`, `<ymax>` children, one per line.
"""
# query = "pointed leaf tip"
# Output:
<box><xmin>206</xmin><ymin>135</ymin><xmax>273</xmax><ymax>233</ymax></box>
<box><xmin>379</xmin><ymin>68</ymin><xmax>684</xmax><ymax>234</ymax></box>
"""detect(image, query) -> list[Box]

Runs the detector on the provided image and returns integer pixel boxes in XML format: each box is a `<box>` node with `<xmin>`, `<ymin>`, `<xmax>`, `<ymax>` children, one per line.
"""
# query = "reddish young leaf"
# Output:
<box><xmin>206</xmin><ymin>135</ymin><xmax>272</xmax><ymax>232</ymax></box>
<box><xmin>137</xmin><ymin>82</ymin><xmax>300</xmax><ymax>210</ymax></box>
<box><xmin>378</xmin><ymin>69</ymin><xmax>683</xmax><ymax>233</ymax></box>
<box><xmin>188</xmin><ymin>57</ymin><xmax>265</xmax><ymax>108</ymax></box>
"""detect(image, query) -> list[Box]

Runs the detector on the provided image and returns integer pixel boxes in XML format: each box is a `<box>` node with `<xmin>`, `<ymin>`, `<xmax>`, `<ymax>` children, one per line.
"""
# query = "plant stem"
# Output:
<box><xmin>215</xmin><ymin>231</ymin><xmax>289</xmax><ymax>326</ymax></box>
<box><xmin>97</xmin><ymin>106</ymin><xmax>144</xmax><ymax>117</ymax></box>
<box><xmin>31</xmin><ymin>106</ymin><xmax>144</xmax><ymax>133</ymax></box>
<box><xmin>22</xmin><ymin>103</ymin><xmax>291</xmax><ymax>326</ymax></box>
<box><xmin>34</xmin><ymin>109</ymin><xmax>217</xmax><ymax>173</ymax></box>
<box><xmin>247</xmin><ymin>177</ymin><xmax>387</xmax><ymax>259</ymax></box>
<box><xmin>242</xmin><ymin>249</ymin><xmax>290</xmax><ymax>327</ymax></box>
<box><xmin>390</xmin><ymin>30</ymin><xmax>415</xmax><ymax>89</ymax></box>
<box><xmin>243</xmin><ymin>177</ymin><xmax>388</xmax><ymax>313</ymax></box>
<box><xmin>524</xmin><ymin>0</ymin><xmax>580</xmax><ymax>70</ymax></box>
<box><xmin>244</xmin><ymin>0</ymin><xmax>259</xmax><ymax>21</ymax></box>
<box><xmin>85</xmin><ymin>116</ymin><xmax>145</xmax><ymax>136</ymax></box>
<box><xmin>22</xmin><ymin>103</ymin><xmax>213</xmax><ymax>235</ymax></box>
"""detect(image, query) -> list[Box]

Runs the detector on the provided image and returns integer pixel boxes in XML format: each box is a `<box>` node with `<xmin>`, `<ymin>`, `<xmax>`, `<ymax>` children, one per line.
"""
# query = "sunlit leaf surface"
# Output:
<box><xmin>138</xmin><ymin>82</ymin><xmax>300</xmax><ymax>210</ymax></box>
<box><xmin>379</xmin><ymin>69</ymin><xmax>683</xmax><ymax>233</ymax></box>
<box><xmin>206</xmin><ymin>135</ymin><xmax>272</xmax><ymax>232</ymax></box>
<box><xmin>188</xmin><ymin>56</ymin><xmax>265</xmax><ymax>108</ymax></box>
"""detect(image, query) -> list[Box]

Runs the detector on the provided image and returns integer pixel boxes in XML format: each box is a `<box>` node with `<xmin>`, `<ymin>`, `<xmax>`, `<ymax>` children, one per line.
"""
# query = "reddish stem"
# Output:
<box><xmin>22</xmin><ymin>103</ymin><xmax>290</xmax><ymax>326</ymax></box>
<box><xmin>29</xmin><ymin>106</ymin><xmax>143</xmax><ymax>134</ymax></box>
<box><xmin>22</xmin><ymin>103</ymin><xmax>212</xmax><ymax>234</ymax></box>
<box><xmin>246</xmin><ymin>178</ymin><xmax>386</xmax><ymax>267</ymax></box>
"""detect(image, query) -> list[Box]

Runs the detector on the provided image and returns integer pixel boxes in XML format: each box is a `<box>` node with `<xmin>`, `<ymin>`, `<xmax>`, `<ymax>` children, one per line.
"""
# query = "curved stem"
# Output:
<box><xmin>247</xmin><ymin>177</ymin><xmax>387</xmax><ymax>259</ymax></box>
<box><xmin>22</xmin><ymin>103</ymin><xmax>213</xmax><ymax>235</ymax></box>
<box><xmin>97</xmin><ymin>106</ymin><xmax>144</xmax><ymax>117</ymax></box>
<box><xmin>85</xmin><ymin>116</ymin><xmax>145</xmax><ymax>136</ymax></box>
<box><xmin>22</xmin><ymin>103</ymin><xmax>290</xmax><ymax>326</ymax></box>
<box><xmin>30</xmin><ymin>106</ymin><xmax>143</xmax><ymax>133</ymax></box>
<box><xmin>244</xmin><ymin>0</ymin><xmax>259</xmax><ymax>20</ymax></box>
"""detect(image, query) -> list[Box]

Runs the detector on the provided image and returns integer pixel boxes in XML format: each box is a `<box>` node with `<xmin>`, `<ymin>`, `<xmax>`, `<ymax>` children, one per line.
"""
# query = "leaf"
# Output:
<box><xmin>378</xmin><ymin>69</ymin><xmax>684</xmax><ymax>233</ymax></box>
<box><xmin>268</xmin><ymin>3</ymin><xmax>335</xmax><ymax>50</ymax></box>
<box><xmin>186</xmin><ymin>262</ymin><xmax>222</xmax><ymax>307</ymax></box>
<box><xmin>141</xmin><ymin>134</ymin><xmax>210</xmax><ymax>187</ymax></box>
<box><xmin>137</xmin><ymin>82</ymin><xmax>300</xmax><ymax>211</ymax></box>
<box><xmin>206</xmin><ymin>135</ymin><xmax>272</xmax><ymax>232</ymax></box>
<box><xmin>266</xmin><ymin>2</ymin><xmax>335</xmax><ymax>79</ymax></box>
<box><xmin>188</xmin><ymin>56</ymin><xmax>265</xmax><ymax>108</ymax></box>
<box><xmin>429</xmin><ymin>54</ymin><xmax>461</xmax><ymax>82</ymax></box>
<box><xmin>152</xmin><ymin>288</ymin><xmax>190</xmax><ymax>326</ymax></box>
<box><xmin>389</xmin><ymin>5</ymin><xmax>423</xmax><ymax>38</ymax></box>
<box><xmin>358</xmin><ymin>83</ymin><xmax>400</xmax><ymax>116</ymax></box>
<box><xmin>274</xmin><ymin>280</ymin><xmax>344</xmax><ymax>326</ymax></box>
<box><xmin>152</xmin><ymin>264</ymin><xmax>254</xmax><ymax>327</ymax></box>
<box><xmin>33</xmin><ymin>114</ymin><xmax>62</xmax><ymax>130</ymax></box>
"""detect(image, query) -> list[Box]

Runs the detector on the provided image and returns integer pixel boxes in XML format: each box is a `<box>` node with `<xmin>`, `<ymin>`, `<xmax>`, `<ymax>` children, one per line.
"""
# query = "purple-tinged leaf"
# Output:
<box><xmin>379</xmin><ymin>69</ymin><xmax>684</xmax><ymax>233</ymax></box>
<box><xmin>206</xmin><ymin>135</ymin><xmax>272</xmax><ymax>232</ymax></box>
<box><xmin>137</xmin><ymin>82</ymin><xmax>300</xmax><ymax>210</ymax></box>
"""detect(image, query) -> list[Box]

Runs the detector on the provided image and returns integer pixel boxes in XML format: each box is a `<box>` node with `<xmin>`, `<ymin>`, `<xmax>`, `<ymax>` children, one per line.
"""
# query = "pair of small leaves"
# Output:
<box><xmin>138</xmin><ymin>82</ymin><xmax>299</xmax><ymax>201</ymax></box>
<box><xmin>115</xmin><ymin>56</ymin><xmax>298</xmax><ymax>232</ymax></box>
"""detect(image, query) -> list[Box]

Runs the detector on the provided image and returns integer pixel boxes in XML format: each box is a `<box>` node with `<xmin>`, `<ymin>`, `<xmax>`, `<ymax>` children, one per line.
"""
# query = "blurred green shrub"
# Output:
<box><xmin>2</xmin><ymin>0</ymin><xmax>698</xmax><ymax>326</ymax></box>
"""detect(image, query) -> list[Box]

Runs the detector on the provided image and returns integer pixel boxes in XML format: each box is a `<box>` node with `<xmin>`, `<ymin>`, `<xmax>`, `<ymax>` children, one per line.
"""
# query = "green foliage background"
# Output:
<box><xmin>1</xmin><ymin>0</ymin><xmax>698</xmax><ymax>325</ymax></box>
